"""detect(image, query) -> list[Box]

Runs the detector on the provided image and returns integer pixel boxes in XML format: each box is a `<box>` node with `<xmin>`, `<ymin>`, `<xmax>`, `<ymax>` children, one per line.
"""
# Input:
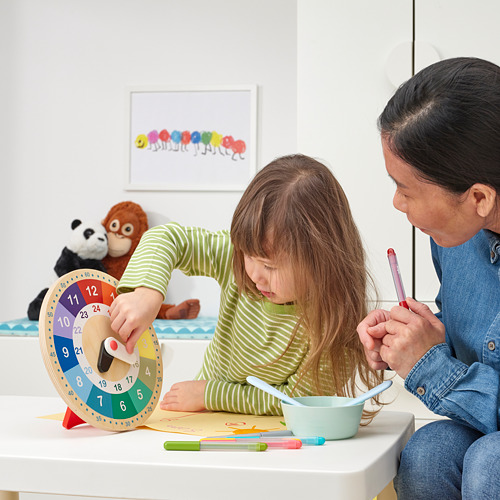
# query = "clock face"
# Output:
<box><xmin>39</xmin><ymin>269</ymin><xmax>163</xmax><ymax>431</ymax></box>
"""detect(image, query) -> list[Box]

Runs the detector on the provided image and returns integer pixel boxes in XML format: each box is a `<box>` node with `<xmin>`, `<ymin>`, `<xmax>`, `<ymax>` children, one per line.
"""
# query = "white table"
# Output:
<box><xmin>0</xmin><ymin>396</ymin><xmax>414</xmax><ymax>500</ymax></box>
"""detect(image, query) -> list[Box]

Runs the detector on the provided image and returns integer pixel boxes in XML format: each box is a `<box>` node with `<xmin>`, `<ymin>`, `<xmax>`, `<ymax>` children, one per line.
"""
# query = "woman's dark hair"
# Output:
<box><xmin>379</xmin><ymin>57</ymin><xmax>500</xmax><ymax>194</ymax></box>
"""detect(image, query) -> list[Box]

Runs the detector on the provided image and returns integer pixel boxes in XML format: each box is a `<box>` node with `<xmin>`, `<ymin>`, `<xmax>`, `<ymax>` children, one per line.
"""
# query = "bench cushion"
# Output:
<box><xmin>0</xmin><ymin>317</ymin><xmax>217</xmax><ymax>340</ymax></box>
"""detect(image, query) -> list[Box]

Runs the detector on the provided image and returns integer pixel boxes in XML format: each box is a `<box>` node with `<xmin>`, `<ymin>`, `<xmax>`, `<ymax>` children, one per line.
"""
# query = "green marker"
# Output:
<box><xmin>164</xmin><ymin>441</ymin><xmax>267</xmax><ymax>452</ymax></box>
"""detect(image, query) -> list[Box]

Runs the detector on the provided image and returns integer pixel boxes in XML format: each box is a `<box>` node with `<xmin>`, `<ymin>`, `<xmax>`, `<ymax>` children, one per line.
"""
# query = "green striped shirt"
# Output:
<box><xmin>118</xmin><ymin>222</ymin><xmax>322</xmax><ymax>416</ymax></box>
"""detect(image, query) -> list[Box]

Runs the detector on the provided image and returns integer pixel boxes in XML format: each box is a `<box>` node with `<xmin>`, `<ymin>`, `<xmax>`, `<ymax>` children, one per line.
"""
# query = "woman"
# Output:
<box><xmin>357</xmin><ymin>57</ymin><xmax>500</xmax><ymax>499</ymax></box>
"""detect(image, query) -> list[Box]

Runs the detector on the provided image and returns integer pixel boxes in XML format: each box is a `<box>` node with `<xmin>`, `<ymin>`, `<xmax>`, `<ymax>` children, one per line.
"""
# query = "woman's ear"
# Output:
<box><xmin>469</xmin><ymin>183</ymin><xmax>498</xmax><ymax>218</ymax></box>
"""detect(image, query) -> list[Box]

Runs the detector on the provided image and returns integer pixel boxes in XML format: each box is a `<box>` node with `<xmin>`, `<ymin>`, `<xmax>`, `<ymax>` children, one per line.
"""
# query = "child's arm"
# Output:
<box><xmin>109</xmin><ymin>287</ymin><xmax>164</xmax><ymax>354</ymax></box>
<box><xmin>160</xmin><ymin>361</ymin><xmax>319</xmax><ymax>416</ymax></box>
<box><xmin>111</xmin><ymin>223</ymin><xmax>231</xmax><ymax>350</ymax></box>
<box><xmin>201</xmin><ymin>373</ymin><xmax>315</xmax><ymax>416</ymax></box>
<box><xmin>160</xmin><ymin>377</ymin><xmax>308</xmax><ymax>416</ymax></box>
<box><xmin>117</xmin><ymin>223</ymin><xmax>231</xmax><ymax>298</ymax></box>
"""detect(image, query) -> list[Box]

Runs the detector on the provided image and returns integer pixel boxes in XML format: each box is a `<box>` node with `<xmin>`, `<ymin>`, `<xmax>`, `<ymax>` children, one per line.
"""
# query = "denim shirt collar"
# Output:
<box><xmin>485</xmin><ymin>230</ymin><xmax>500</xmax><ymax>264</ymax></box>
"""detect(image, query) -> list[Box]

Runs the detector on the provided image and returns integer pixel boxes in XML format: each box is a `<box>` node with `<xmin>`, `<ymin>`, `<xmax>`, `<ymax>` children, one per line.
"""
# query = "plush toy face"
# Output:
<box><xmin>106</xmin><ymin>218</ymin><xmax>135</xmax><ymax>257</ymax></box>
<box><xmin>102</xmin><ymin>202</ymin><xmax>148</xmax><ymax>258</ymax></box>
<box><xmin>67</xmin><ymin>219</ymin><xmax>108</xmax><ymax>260</ymax></box>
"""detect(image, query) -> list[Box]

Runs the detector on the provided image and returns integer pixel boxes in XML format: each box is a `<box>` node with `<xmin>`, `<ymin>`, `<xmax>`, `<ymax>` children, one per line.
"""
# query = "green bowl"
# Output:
<box><xmin>281</xmin><ymin>396</ymin><xmax>364</xmax><ymax>440</ymax></box>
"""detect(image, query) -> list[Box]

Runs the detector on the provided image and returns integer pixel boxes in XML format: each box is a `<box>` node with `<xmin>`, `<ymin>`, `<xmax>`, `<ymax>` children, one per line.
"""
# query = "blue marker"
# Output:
<box><xmin>234</xmin><ymin>435</ymin><xmax>325</xmax><ymax>446</ymax></box>
<box><xmin>293</xmin><ymin>436</ymin><xmax>325</xmax><ymax>446</ymax></box>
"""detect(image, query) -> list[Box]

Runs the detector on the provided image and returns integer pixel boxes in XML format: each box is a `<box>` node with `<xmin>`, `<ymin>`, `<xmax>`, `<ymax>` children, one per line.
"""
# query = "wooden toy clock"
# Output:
<box><xmin>39</xmin><ymin>269</ymin><xmax>163</xmax><ymax>431</ymax></box>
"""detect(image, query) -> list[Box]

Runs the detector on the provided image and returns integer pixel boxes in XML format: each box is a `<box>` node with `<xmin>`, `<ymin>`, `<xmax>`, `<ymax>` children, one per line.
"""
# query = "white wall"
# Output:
<box><xmin>0</xmin><ymin>0</ymin><xmax>298</xmax><ymax>320</ymax></box>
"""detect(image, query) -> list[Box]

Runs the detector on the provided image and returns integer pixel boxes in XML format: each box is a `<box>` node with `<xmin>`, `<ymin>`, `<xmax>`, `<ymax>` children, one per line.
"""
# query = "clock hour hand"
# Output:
<box><xmin>97</xmin><ymin>337</ymin><xmax>138</xmax><ymax>372</ymax></box>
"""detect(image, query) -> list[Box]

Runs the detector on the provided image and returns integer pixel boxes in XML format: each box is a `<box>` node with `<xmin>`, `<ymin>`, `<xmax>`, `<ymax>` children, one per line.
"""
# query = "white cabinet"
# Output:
<box><xmin>298</xmin><ymin>0</ymin><xmax>414</xmax><ymax>303</ymax></box>
<box><xmin>414</xmin><ymin>0</ymin><xmax>500</xmax><ymax>301</ymax></box>
<box><xmin>298</xmin><ymin>0</ymin><xmax>500</xmax><ymax>304</ymax></box>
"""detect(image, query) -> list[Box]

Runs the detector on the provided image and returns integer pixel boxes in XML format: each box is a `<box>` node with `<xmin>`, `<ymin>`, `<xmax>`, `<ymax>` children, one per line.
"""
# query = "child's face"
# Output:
<box><xmin>243</xmin><ymin>254</ymin><xmax>295</xmax><ymax>304</ymax></box>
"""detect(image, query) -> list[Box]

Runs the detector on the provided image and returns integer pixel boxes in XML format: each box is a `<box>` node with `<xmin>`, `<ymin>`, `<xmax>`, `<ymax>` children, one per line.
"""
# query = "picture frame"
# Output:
<box><xmin>125</xmin><ymin>84</ymin><xmax>257</xmax><ymax>191</ymax></box>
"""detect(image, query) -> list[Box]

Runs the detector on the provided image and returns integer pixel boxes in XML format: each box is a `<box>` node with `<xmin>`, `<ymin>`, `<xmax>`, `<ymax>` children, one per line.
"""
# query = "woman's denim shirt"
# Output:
<box><xmin>405</xmin><ymin>229</ymin><xmax>500</xmax><ymax>434</ymax></box>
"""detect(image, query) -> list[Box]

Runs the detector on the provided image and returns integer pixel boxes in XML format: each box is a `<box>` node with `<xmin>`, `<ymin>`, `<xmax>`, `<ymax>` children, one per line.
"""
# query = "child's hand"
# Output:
<box><xmin>109</xmin><ymin>287</ymin><xmax>164</xmax><ymax>353</ymax></box>
<box><xmin>357</xmin><ymin>308</ymin><xmax>391</xmax><ymax>370</ymax></box>
<box><xmin>160</xmin><ymin>380</ymin><xmax>207</xmax><ymax>412</ymax></box>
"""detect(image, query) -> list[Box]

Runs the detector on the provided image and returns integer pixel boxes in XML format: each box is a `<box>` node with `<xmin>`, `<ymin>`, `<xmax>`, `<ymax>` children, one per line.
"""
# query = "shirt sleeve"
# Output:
<box><xmin>117</xmin><ymin>222</ymin><xmax>233</xmax><ymax>297</ymax></box>
<box><xmin>410</xmin><ymin>238</ymin><xmax>500</xmax><ymax>434</ymax></box>
<box><xmin>405</xmin><ymin>343</ymin><xmax>500</xmax><ymax>434</ymax></box>
<box><xmin>200</xmin><ymin>357</ymin><xmax>333</xmax><ymax>416</ymax></box>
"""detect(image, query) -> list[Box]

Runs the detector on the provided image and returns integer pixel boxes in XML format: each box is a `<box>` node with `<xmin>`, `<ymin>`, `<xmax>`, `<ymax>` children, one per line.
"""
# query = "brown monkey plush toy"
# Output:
<box><xmin>102</xmin><ymin>201</ymin><xmax>200</xmax><ymax>320</ymax></box>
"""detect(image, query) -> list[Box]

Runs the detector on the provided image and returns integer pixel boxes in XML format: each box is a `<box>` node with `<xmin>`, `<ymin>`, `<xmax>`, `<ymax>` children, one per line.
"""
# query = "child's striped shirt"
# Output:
<box><xmin>118</xmin><ymin>222</ymin><xmax>324</xmax><ymax>415</ymax></box>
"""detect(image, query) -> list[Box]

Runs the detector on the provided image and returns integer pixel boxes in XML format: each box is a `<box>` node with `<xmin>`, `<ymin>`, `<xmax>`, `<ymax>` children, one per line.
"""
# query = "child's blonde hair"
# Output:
<box><xmin>231</xmin><ymin>154</ymin><xmax>384</xmax><ymax>419</ymax></box>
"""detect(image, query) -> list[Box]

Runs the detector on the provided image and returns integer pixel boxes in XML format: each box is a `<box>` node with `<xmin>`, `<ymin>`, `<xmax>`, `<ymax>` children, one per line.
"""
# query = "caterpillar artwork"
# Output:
<box><xmin>135</xmin><ymin>129</ymin><xmax>246</xmax><ymax>160</ymax></box>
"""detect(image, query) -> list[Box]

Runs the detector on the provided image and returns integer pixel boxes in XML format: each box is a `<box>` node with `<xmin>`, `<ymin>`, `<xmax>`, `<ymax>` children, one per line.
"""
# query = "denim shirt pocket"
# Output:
<box><xmin>482</xmin><ymin>310</ymin><xmax>500</xmax><ymax>368</ymax></box>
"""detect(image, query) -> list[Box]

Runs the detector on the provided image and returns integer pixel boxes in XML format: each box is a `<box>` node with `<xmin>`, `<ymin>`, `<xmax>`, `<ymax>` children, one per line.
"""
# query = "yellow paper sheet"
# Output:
<box><xmin>140</xmin><ymin>405</ymin><xmax>286</xmax><ymax>436</ymax></box>
<box><xmin>38</xmin><ymin>412</ymin><xmax>66</xmax><ymax>420</ymax></box>
<box><xmin>40</xmin><ymin>407</ymin><xmax>286</xmax><ymax>437</ymax></box>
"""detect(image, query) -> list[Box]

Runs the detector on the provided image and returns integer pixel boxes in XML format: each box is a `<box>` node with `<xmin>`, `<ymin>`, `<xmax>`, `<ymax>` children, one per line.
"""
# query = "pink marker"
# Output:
<box><xmin>387</xmin><ymin>248</ymin><xmax>409</xmax><ymax>309</ymax></box>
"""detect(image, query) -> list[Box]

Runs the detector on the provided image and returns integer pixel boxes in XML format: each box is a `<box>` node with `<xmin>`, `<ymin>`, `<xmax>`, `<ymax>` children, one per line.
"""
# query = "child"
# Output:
<box><xmin>110</xmin><ymin>154</ymin><xmax>384</xmax><ymax>416</ymax></box>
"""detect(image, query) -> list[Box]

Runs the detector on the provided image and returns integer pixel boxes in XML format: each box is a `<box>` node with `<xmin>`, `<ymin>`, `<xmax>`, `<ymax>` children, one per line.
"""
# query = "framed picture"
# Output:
<box><xmin>125</xmin><ymin>85</ymin><xmax>257</xmax><ymax>191</ymax></box>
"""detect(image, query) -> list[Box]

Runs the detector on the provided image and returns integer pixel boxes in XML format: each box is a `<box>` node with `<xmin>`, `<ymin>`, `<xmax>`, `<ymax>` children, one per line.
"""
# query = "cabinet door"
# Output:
<box><xmin>298</xmin><ymin>0</ymin><xmax>414</xmax><ymax>302</ymax></box>
<box><xmin>414</xmin><ymin>0</ymin><xmax>500</xmax><ymax>302</ymax></box>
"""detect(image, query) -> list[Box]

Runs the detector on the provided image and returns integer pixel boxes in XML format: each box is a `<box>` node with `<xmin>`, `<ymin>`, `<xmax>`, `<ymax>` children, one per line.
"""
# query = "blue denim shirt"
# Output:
<box><xmin>405</xmin><ymin>229</ymin><xmax>500</xmax><ymax>434</ymax></box>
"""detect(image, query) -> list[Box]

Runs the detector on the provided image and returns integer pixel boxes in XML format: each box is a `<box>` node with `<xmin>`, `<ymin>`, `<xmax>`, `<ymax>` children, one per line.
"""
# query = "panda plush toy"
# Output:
<box><xmin>27</xmin><ymin>219</ymin><xmax>108</xmax><ymax>320</ymax></box>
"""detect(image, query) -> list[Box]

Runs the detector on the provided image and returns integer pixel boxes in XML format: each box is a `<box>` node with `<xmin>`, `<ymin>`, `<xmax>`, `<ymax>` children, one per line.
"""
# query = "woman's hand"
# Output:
<box><xmin>109</xmin><ymin>287</ymin><xmax>164</xmax><ymax>353</ymax></box>
<box><xmin>380</xmin><ymin>297</ymin><xmax>446</xmax><ymax>379</ymax></box>
<box><xmin>160</xmin><ymin>380</ymin><xmax>207</xmax><ymax>412</ymax></box>
<box><xmin>357</xmin><ymin>309</ymin><xmax>391</xmax><ymax>370</ymax></box>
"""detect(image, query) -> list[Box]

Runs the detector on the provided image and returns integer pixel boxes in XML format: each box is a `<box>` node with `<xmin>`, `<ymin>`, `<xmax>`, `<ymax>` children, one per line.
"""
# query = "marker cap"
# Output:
<box><xmin>164</xmin><ymin>441</ymin><xmax>201</xmax><ymax>451</ymax></box>
<box><xmin>300</xmin><ymin>436</ymin><xmax>326</xmax><ymax>445</ymax></box>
